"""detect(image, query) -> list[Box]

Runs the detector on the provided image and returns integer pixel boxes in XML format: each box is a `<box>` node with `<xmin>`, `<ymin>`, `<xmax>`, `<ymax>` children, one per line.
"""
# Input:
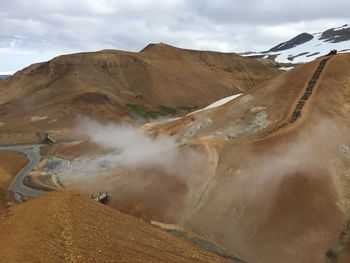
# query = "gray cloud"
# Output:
<box><xmin>189</xmin><ymin>0</ymin><xmax>350</xmax><ymax>24</ymax></box>
<box><xmin>0</xmin><ymin>0</ymin><xmax>349</xmax><ymax>72</ymax></box>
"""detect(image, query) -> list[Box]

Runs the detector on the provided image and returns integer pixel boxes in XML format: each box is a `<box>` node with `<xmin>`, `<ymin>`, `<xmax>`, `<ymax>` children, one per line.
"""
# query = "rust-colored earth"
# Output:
<box><xmin>0</xmin><ymin>191</ymin><xmax>229</xmax><ymax>263</ymax></box>
<box><xmin>53</xmin><ymin>53</ymin><xmax>350</xmax><ymax>263</ymax></box>
<box><xmin>0</xmin><ymin>152</ymin><xmax>28</xmax><ymax>209</ymax></box>
<box><xmin>2</xmin><ymin>46</ymin><xmax>350</xmax><ymax>263</ymax></box>
<box><xmin>0</xmin><ymin>43</ymin><xmax>280</xmax><ymax>144</ymax></box>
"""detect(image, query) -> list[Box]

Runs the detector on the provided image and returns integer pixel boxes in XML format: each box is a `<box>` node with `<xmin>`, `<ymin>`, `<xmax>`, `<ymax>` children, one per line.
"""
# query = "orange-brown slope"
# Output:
<box><xmin>0</xmin><ymin>191</ymin><xmax>230</xmax><ymax>263</ymax></box>
<box><xmin>190</xmin><ymin>54</ymin><xmax>350</xmax><ymax>263</ymax></box>
<box><xmin>0</xmin><ymin>152</ymin><xmax>28</xmax><ymax>209</ymax></box>
<box><xmin>0</xmin><ymin>44</ymin><xmax>280</xmax><ymax>139</ymax></box>
<box><xmin>98</xmin><ymin>54</ymin><xmax>350</xmax><ymax>263</ymax></box>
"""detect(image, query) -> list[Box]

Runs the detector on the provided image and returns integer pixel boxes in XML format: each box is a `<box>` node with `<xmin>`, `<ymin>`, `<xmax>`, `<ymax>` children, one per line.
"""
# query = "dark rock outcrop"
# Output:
<box><xmin>269</xmin><ymin>33</ymin><xmax>314</xmax><ymax>52</ymax></box>
<box><xmin>319</xmin><ymin>25</ymin><xmax>350</xmax><ymax>43</ymax></box>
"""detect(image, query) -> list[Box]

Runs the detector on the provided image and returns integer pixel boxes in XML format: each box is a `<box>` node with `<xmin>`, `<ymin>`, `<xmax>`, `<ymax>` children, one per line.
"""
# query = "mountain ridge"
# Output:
<box><xmin>0</xmin><ymin>43</ymin><xmax>280</xmax><ymax>144</ymax></box>
<box><xmin>244</xmin><ymin>24</ymin><xmax>350</xmax><ymax>67</ymax></box>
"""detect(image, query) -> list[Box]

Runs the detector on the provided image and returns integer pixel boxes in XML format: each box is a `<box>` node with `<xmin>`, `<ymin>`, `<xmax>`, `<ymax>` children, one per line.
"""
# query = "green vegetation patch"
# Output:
<box><xmin>126</xmin><ymin>103</ymin><xmax>158</xmax><ymax>119</ymax></box>
<box><xmin>126</xmin><ymin>103</ymin><xmax>177</xmax><ymax>119</ymax></box>
<box><xmin>177</xmin><ymin>106</ymin><xmax>199</xmax><ymax>112</ymax></box>
<box><xmin>157</xmin><ymin>105</ymin><xmax>177</xmax><ymax>115</ymax></box>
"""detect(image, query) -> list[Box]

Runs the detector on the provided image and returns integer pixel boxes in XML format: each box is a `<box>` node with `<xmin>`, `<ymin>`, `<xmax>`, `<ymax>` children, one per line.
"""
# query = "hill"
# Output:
<box><xmin>0</xmin><ymin>44</ymin><xmax>280</xmax><ymax>144</ymax></box>
<box><xmin>12</xmin><ymin>52</ymin><xmax>350</xmax><ymax>263</ymax></box>
<box><xmin>0</xmin><ymin>191</ymin><xmax>230</xmax><ymax>263</ymax></box>
<box><xmin>95</xmin><ymin>53</ymin><xmax>350</xmax><ymax>263</ymax></box>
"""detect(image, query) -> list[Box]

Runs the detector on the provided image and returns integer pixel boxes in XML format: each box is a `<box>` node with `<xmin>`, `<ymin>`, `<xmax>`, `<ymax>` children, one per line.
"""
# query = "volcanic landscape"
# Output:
<box><xmin>1</xmin><ymin>31</ymin><xmax>350</xmax><ymax>262</ymax></box>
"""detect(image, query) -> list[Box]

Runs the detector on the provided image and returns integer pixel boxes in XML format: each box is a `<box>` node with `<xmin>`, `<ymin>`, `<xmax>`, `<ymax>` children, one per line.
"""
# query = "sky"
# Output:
<box><xmin>0</xmin><ymin>0</ymin><xmax>349</xmax><ymax>74</ymax></box>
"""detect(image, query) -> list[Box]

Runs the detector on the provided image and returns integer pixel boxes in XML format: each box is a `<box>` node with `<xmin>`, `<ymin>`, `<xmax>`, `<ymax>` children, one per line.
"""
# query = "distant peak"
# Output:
<box><xmin>140</xmin><ymin>43</ymin><xmax>176</xmax><ymax>52</ymax></box>
<box><xmin>269</xmin><ymin>33</ymin><xmax>314</xmax><ymax>52</ymax></box>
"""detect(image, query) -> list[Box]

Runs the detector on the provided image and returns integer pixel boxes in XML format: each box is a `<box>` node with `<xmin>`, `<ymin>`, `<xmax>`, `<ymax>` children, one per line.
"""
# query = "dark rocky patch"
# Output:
<box><xmin>287</xmin><ymin>52</ymin><xmax>310</xmax><ymax>61</ymax></box>
<box><xmin>319</xmin><ymin>26</ymin><xmax>350</xmax><ymax>43</ymax></box>
<box><xmin>306</xmin><ymin>52</ymin><xmax>320</xmax><ymax>57</ymax></box>
<box><xmin>269</xmin><ymin>33</ymin><xmax>314</xmax><ymax>52</ymax></box>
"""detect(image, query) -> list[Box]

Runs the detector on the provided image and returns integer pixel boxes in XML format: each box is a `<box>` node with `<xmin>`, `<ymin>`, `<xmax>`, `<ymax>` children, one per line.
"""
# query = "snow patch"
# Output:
<box><xmin>189</xmin><ymin>93</ymin><xmax>242</xmax><ymax>115</ymax></box>
<box><xmin>0</xmin><ymin>71</ymin><xmax>14</xmax><ymax>75</ymax></box>
<box><xmin>334</xmin><ymin>24</ymin><xmax>350</xmax><ymax>31</ymax></box>
<box><xmin>279</xmin><ymin>66</ymin><xmax>294</xmax><ymax>71</ymax></box>
<box><xmin>31</xmin><ymin>116</ymin><xmax>48</xmax><ymax>122</ymax></box>
<box><xmin>205</xmin><ymin>94</ymin><xmax>243</xmax><ymax>109</ymax></box>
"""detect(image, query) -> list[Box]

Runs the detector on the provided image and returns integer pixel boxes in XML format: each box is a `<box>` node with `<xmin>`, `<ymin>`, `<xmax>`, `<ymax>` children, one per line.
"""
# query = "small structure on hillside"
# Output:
<box><xmin>327</xmin><ymin>49</ymin><xmax>337</xmax><ymax>56</ymax></box>
<box><xmin>41</xmin><ymin>132</ymin><xmax>56</xmax><ymax>144</ymax></box>
<box><xmin>91</xmin><ymin>192</ymin><xmax>110</xmax><ymax>204</ymax></box>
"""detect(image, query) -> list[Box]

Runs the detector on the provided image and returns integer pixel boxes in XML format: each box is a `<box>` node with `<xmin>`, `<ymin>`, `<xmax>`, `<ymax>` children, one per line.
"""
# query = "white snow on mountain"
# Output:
<box><xmin>188</xmin><ymin>93</ymin><xmax>242</xmax><ymax>115</ymax></box>
<box><xmin>272</xmin><ymin>33</ymin><xmax>349</xmax><ymax>64</ymax></box>
<box><xmin>0</xmin><ymin>71</ymin><xmax>14</xmax><ymax>75</ymax></box>
<box><xmin>244</xmin><ymin>25</ymin><xmax>350</xmax><ymax>64</ymax></box>
<box><xmin>334</xmin><ymin>24</ymin><xmax>350</xmax><ymax>31</ymax></box>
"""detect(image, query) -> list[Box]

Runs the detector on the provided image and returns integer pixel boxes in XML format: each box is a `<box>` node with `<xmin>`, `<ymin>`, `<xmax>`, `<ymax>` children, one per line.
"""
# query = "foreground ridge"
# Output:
<box><xmin>0</xmin><ymin>191</ymin><xmax>230</xmax><ymax>263</ymax></box>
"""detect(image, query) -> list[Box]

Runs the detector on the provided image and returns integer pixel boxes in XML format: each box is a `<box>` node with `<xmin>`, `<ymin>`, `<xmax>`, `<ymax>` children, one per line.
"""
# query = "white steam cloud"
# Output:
<box><xmin>80</xmin><ymin>119</ymin><xmax>180</xmax><ymax>169</ymax></box>
<box><xmin>59</xmin><ymin>117</ymin><xmax>208</xmax><ymax>222</ymax></box>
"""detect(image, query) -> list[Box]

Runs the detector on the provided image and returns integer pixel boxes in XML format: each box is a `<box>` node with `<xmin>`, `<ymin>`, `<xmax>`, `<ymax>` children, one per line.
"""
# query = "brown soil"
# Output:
<box><xmin>0</xmin><ymin>191</ymin><xmax>229</xmax><ymax>263</ymax></box>
<box><xmin>0</xmin><ymin>152</ymin><xmax>28</xmax><ymax>209</ymax></box>
<box><xmin>2</xmin><ymin>47</ymin><xmax>348</xmax><ymax>263</ymax></box>
<box><xmin>97</xmin><ymin>53</ymin><xmax>350</xmax><ymax>263</ymax></box>
<box><xmin>0</xmin><ymin>43</ymin><xmax>280</xmax><ymax>144</ymax></box>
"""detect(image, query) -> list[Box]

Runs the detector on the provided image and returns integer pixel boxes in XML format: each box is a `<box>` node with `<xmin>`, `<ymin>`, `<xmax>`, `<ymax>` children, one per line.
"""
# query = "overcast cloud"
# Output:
<box><xmin>0</xmin><ymin>0</ymin><xmax>349</xmax><ymax>73</ymax></box>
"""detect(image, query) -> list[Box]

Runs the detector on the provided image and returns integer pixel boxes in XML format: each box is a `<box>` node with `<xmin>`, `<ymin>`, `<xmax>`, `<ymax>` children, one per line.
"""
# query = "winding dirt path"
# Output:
<box><xmin>0</xmin><ymin>144</ymin><xmax>46</xmax><ymax>202</ymax></box>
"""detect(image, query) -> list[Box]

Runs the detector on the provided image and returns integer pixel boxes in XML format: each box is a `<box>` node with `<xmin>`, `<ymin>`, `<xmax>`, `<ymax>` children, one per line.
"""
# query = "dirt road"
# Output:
<box><xmin>0</xmin><ymin>144</ymin><xmax>46</xmax><ymax>201</ymax></box>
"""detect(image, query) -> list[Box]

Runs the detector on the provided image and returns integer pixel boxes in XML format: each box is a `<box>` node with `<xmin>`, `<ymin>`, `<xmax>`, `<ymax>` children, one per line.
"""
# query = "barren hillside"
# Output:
<box><xmin>0</xmin><ymin>44</ymin><xmax>280</xmax><ymax>144</ymax></box>
<box><xmin>0</xmin><ymin>191</ymin><xmax>230</xmax><ymax>263</ymax></box>
<box><xmin>138</xmin><ymin>53</ymin><xmax>350</xmax><ymax>263</ymax></box>
<box><xmin>52</xmin><ymin>53</ymin><xmax>350</xmax><ymax>263</ymax></box>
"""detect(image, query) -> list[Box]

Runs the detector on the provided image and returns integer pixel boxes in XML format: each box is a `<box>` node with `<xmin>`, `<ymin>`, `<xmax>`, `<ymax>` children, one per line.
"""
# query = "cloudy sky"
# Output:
<box><xmin>0</xmin><ymin>0</ymin><xmax>349</xmax><ymax>73</ymax></box>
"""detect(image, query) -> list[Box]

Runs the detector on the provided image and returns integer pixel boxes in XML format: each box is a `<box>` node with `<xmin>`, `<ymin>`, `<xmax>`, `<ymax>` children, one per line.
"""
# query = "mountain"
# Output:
<box><xmin>245</xmin><ymin>24</ymin><xmax>350</xmax><ymax>66</ymax></box>
<box><xmin>4</xmin><ymin>42</ymin><xmax>350</xmax><ymax>263</ymax></box>
<box><xmin>0</xmin><ymin>43</ymin><xmax>280</xmax><ymax>144</ymax></box>
<box><xmin>0</xmin><ymin>191</ymin><xmax>230</xmax><ymax>263</ymax></box>
<box><xmin>27</xmin><ymin>52</ymin><xmax>350</xmax><ymax>263</ymax></box>
<box><xmin>93</xmin><ymin>52</ymin><xmax>350</xmax><ymax>263</ymax></box>
<box><xmin>0</xmin><ymin>75</ymin><xmax>11</xmax><ymax>80</ymax></box>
